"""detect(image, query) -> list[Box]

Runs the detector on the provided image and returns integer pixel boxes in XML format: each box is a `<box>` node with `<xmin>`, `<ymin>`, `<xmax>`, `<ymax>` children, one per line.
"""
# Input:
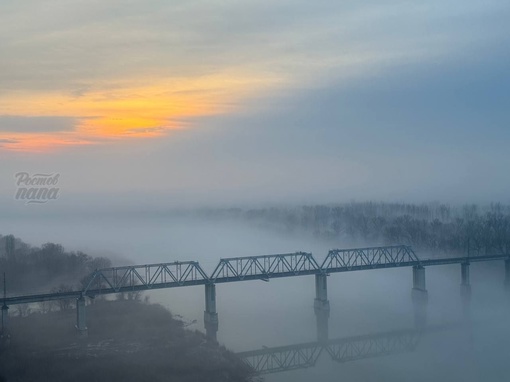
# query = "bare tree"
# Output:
<box><xmin>38</xmin><ymin>300</ymin><xmax>53</xmax><ymax>314</ymax></box>
<box><xmin>15</xmin><ymin>304</ymin><xmax>31</xmax><ymax>317</ymax></box>
<box><xmin>50</xmin><ymin>284</ymin><xmax>75</xmax><ymax>311</ymax></box>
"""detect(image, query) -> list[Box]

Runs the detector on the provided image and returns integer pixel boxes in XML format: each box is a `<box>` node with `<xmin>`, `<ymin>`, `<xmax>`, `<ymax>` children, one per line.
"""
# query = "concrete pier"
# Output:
<box><xmin>75</xmin><ymin>296</ymin><xmax>87</xmax><ymax>336</ymax></box>
<box><xmin>412</xmin><ymin>266</ymin><xmax>428</xmax><ymax>328</ymax></box>
<box><xmin>314</xmin><ymin>274</ymin><xmax>330</xmax><ymax>343</ymax></box>
<box><xmin>460</xmin><ymin>262</ymin><xmax>471</xmax><ymax>317</ymax></box>
<box><xmin>505</xmin><ymin>259</ymin><xmax>510</xmax><ymax>290</ymax></box>
<box><xmin>204</xmin><ymin>284</ymin><xmax>218</xmax><ymax>341</ymax></box>
<box><xmin>460</xmin><ymin>263</ymin><xmax>471</xmax><ymax>299</ymax></box>
<box><xmin>315</xmin><ymin>308</ymin><xmax>329</xmax><ymax>343</ymax></box>
<box><xmin>1</xmin><ymin>304</ymin><xmax>8</xmax><ymax>333</ymax></box>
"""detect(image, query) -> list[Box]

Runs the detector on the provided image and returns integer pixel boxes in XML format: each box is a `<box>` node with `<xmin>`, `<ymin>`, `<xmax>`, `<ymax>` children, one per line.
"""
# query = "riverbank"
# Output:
<box><xmin>0</xmin><ymin>299</ymin><xmax>255</xmax><ymax>382</ymax></box>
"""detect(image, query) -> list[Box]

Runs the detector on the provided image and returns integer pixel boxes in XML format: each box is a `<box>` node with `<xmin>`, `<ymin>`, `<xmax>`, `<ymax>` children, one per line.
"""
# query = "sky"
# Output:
<box><xmin>1</xmin><ymin>0</ymin><xmax>509</xmax><ymax>211</ymax></box>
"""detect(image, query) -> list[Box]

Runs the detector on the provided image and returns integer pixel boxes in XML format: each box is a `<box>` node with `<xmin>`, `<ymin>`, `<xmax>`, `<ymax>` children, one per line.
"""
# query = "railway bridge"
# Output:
<box><xmin>2</xmin><ymin>245</ymin><xmax>509</xmax><ymax>341</ymax></box>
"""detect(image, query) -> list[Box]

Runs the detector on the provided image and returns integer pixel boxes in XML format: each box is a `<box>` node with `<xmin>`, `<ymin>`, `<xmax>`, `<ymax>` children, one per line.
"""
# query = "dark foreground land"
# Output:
<box><xmin>0</xmin><ymin>300</ymin><xmax>254</xmax><ymax>382</ymax></box>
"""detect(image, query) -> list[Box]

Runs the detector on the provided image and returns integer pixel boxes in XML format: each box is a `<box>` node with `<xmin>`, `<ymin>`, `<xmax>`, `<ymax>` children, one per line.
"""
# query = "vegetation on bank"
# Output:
<box><xmin>0</xmin><ymin>235</ymin><xmax>255</xmax><ymax>382</ymax></box>
<box><xmin>0</xmin><ymin>299</ymin><xmax>254</xmax><ymax>382</ymax></box>
<box><xmin>0</xmin><ymin>234</ymin><xmax>112</xmax><ymax>295</ymax></box>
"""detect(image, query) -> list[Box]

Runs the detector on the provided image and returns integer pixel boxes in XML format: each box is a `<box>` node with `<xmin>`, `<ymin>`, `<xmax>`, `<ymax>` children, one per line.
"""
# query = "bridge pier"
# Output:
<box><xmin>505</xmin><ymin>259</ymin><xmax>510</xmax><ymax>290</ymax></box>
<box><xmin>460</xmin><ymin>262</ymin><xmax>471</xmax><ymax>317</ymax></box>
<box><xmin>204</xmin><ymin>284</ymin><xmax>218</xmax><ymax>341</ymax></box>
<box><xmin>412</xmin><ymin>266</ymin><xmax>428</xmax><ymax>328</ymax></box>
<box><xmin>75</xmin><ymin>296</ymin><xmax>87</xmax><ymax>336</ymax></box>
<box><xmin>1</xmin><ymin>304</ymin><xmax>8</xmax><ymax>333</ymax></box>
<box><xmin>314</xmin><ymin>274</ymin><xmax>330</xmax><ymax>343</ymax></box>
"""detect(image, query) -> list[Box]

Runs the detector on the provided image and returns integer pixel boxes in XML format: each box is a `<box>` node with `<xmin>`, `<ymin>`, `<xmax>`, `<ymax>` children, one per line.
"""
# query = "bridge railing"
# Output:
<box><xmin>211</xmin><ymin>252</ymin><xmax>320</xmax><ymax>282</ymax></box>
<box><xmin>82</xmin><ymin>261</ymin><xmax>209</xmax><ymax>295</ymax></box>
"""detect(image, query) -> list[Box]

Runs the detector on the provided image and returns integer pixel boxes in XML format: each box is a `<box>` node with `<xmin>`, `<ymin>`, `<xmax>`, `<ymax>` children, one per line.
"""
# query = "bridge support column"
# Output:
<box><xmin>1</xmin><ymin>304</ymin><xmax>8</xmax><ymax>333</ymax></box>
<box><xmin>314</xmin><ymin>274</ymin><xmax>330</xmax><ymax>343</ymax></box>
<box><xmin>204</xmin><ymin>284</ymin><xmax>218</xmax><ymax>341</ymax></box>
<box><xmin>460</xmin><ymin>262</ymin><xmax>471</xmax><ymax>318</ymax></box>
<box><xmin>412</xmin><ymin>266</ymin><xmax>428</xmax><ymax>328</ymax></box>
<box><xmin>76</xmin><ymin>296</ymin><xmax>87</xmax><ymax>336</ymax></box>
<box><xmin>505</xmin><ymin>259</ymin><xmax>510</xmax><ymax>290</ymax></box>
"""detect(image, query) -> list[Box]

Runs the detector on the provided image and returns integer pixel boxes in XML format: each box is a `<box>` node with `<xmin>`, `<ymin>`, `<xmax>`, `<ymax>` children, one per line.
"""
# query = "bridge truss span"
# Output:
<box><xmin>321</xmin><ymin>245</ymin><xmax>420</xmax><ymax>273</ymax></box>
<box><xmin>211</xmin><ymin>252</ymin><xmax>320</xmax><ymax>283</ymax></box>
<box><xmin>83</xmin><ymin>261</ymin><xmax>209</xmax><ymax>296</ymax></box>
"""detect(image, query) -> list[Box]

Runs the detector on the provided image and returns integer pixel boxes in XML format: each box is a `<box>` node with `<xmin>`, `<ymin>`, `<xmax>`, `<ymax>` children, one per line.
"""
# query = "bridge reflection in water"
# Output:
<box><xmin>237</xmin><ymin>321</ymin><xmax>452</xmax><ymax>376</ymax></box>
<box><xmin>238</xmin><ymin>329</ymin><xmax>420</xmax><ymax>375</ymax></box>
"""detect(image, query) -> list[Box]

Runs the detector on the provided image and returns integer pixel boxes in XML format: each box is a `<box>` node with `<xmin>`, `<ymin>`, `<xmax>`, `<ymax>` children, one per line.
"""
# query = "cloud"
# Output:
<box><xmin>1</xmin><ymin>0</ymin><xmax>507</xmax><ymax>94</ymax></box>
<box><xmin>0</xmin><ymin>116</ymin><xmax>78</xmax><ymax>133</ymax></box>
<box><xmin>151</xmin><ymin>39</ymin><xmax>510</xmax><ymax>203</ymax></box>
<box><xmin>0</xmin><ymin>138</ymin><xmax>19</xmax><ymax>150</ymax></box>
<box><xmin>0</xmin><ymin>0</ymin><xmax>508</xmax><ymax>155</ymax></box>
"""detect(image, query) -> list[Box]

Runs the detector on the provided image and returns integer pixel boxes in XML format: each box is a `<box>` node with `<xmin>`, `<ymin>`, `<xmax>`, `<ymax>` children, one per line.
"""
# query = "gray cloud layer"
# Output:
<box><xmin>0</xmin><ymin>116</ymin><xmax>77</xmax><ymax>133</ymax></box>
<box><xmin>1</xmin><ymin>0</ymin><xmax>507</xmax><ymax>94</ymax></box>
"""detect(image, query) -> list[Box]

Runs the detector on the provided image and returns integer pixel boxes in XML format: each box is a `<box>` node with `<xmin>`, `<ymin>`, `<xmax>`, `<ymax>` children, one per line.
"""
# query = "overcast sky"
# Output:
<box><xmin>1</xmin><ymin>0</ymin><xmax>509</xmax><ymax>211</ymax></box>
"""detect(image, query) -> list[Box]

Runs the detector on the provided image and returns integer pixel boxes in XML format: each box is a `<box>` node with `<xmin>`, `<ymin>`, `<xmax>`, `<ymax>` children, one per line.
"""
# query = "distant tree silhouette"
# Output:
<box><xmin>204</xmin><ymin>202</ymin><xmax>510</xmax><ymax>256</ymax></box>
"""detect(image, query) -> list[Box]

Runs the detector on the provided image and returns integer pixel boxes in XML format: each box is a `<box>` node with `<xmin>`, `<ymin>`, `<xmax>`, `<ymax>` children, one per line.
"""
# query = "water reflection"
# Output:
<box><xmin>238</xmin><ymin>321</ymin><xmax>454</xmax><ymax>376</ymax></box>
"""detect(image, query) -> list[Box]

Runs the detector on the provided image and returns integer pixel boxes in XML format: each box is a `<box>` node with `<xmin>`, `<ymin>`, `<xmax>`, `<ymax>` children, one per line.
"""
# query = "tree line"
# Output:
<box><xmin>0</xmin><ymin>235</ymin><xmax>111</xmax><ymax>295</ymax></box>
<box><xmin>199</xmin><ymin>202</ymin><xmax>510</xmax><ymax>256</ymax></box>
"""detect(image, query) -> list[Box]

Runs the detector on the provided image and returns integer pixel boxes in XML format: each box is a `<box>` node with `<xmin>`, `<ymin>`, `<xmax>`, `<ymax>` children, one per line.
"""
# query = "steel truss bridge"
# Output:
<box><xmin>2</xmin><ymin>245</ymin><xmax>508</xmax><ymax>305</ymax></box>
<box><xmin>2</xmin><ymin>245</ymin><xmax>510</xmax><ymax>306</ymax></box>
<box><xmin>1</xmin><ymin>245</ymin><xmax>509</xmax><ymax>341</ymax></box>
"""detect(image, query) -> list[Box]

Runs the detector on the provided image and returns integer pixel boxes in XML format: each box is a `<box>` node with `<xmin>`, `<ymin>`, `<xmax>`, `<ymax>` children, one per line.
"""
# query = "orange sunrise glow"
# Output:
<box><xmin>0</xmin><ymin>74</ymin><xmax>280</xmax><ymax>152</ymax></box>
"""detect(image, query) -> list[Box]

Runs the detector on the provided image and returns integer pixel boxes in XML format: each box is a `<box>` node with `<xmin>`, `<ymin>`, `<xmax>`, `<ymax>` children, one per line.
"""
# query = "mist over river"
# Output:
<box><xmin>2</xmin><ymin>214</ymin><xmax>509</xmax><ymax>381</ymax></box>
